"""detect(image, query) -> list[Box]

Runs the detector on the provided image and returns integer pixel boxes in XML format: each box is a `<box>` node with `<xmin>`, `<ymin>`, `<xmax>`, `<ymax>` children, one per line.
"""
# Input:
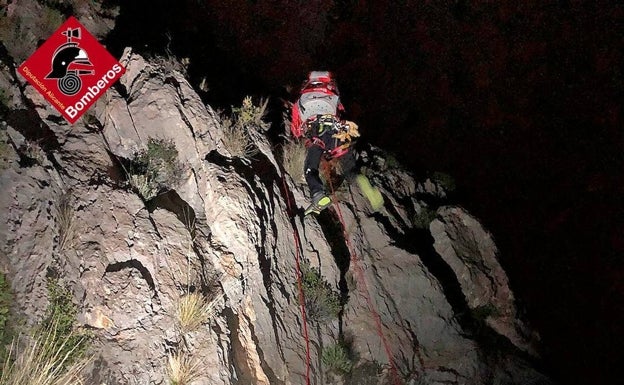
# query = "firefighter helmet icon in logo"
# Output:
<box><xmin>19</xmin><ymin>16</ymin><xmax>125</xmax><ymax>123</ymax></box>
<box><xmin>45</xmin><ymin>27</ymin><xmax>94</xmax><ymax>96</ymax></box>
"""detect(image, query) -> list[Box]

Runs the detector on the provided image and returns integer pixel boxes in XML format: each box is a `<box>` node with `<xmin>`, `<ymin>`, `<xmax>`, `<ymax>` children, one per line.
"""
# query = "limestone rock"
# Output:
<box><xmin>431</xmin><ymin>206</ymin><xmax>537</xmax><ymax>356</ymax></box>
<box><xmin>0</xmin><ymin>44</ymin><xmax>551</xmax><ymax>385</ymax></box>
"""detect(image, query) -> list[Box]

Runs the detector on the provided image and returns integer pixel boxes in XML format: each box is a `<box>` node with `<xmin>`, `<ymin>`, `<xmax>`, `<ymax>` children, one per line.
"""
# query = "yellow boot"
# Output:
<box><xmin>304</xmin><ymin>191</ymin><xmax>332</xmax><ymax>216</ymax></box>
<box><xmin>356</xmin><ymin>174</ymin><xmax>384</xmax><ymax>211</ymax></box>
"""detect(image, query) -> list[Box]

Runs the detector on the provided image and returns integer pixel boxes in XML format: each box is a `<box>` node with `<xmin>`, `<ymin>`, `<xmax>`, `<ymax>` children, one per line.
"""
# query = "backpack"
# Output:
<box><xmin>290</xmin><ymin>71</ymin><xmax>344</xmax><ymax>138</ymax></box>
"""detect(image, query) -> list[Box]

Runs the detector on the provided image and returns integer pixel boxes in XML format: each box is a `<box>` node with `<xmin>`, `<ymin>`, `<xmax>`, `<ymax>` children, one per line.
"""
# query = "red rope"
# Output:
<box><xmin>328</xmin><ymin>176</ymin><xmax>403</xmax><ymax>385</ymax></box>
<box><xmin>281</xmin><ymin>177</ymin><xmax>312</xmax><ymax>385</ymax></box>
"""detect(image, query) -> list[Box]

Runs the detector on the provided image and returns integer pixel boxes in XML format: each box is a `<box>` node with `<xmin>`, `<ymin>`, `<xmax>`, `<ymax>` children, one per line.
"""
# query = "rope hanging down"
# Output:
<box><xmin>281</xmin><ymin>167</ymin><xmax>401</xmax><ymax>385</ymax></box>
<box><xmin>281</xmin><ymin>177</ymin><xmax>312</xmax><ymax>385</ymax></box>
<box><xmin>327</xmin><ymin>176</ymin><xmax>403</xmax><ymax>385</ymax></box>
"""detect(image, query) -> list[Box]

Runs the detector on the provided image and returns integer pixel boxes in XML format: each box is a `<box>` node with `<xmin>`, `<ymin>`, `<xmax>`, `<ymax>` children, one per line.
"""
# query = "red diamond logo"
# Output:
<box><xmin>18</xmin><ymin>16</ymin><xmax>125</xmax><ymax>124</ymax></box>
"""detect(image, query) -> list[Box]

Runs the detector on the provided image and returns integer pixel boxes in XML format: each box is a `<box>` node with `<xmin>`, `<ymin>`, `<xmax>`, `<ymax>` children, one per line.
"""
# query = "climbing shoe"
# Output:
<box><xmin>356</xmin><ymin>174</ymin><xmax>384</xmax><ymax>211</ymax></box>
<box><xmin>304</xmin><ymin>191</ymin><xmax>332</xmax><ymax>216</ymax></box>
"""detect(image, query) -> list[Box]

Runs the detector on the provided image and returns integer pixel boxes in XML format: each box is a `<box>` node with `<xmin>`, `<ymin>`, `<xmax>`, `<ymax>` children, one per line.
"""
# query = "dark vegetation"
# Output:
<box><xmin>299</xmin><ymin>263</ymin><xmax>341</xmax><ymax>323</ymax></box>
<box><xmin>125</xmin><ymin>138</ymin><xmax>184</xmax><ymax>201</ymax></box>
<box><xmin>41</xmin><ymin>277</ymin><xmax>91</xmax><ymax>368</ymax></box>
<box><xmin>0</xmin><ymin>272</ymin><xmax>13</xmax><ymax>369</ymax></box>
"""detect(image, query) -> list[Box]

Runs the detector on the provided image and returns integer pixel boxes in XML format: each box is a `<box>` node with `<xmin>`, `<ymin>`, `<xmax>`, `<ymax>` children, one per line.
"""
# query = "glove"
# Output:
<box><xmin>333</xmin><ymin>120</ymin><xmax>360</xmax><ymax>141</ymax></box>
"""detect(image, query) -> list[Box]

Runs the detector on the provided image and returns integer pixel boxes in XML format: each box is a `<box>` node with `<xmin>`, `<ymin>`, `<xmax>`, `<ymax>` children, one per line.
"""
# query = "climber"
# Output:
<box><xmin>290</xmin><ymin>71</ymin><xmax>383</xmax><ymax>215</ymax></box>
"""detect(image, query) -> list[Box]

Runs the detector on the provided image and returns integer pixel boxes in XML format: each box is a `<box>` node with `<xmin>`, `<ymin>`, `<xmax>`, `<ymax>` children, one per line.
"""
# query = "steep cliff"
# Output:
<box><xmin>0</xmin><ymin>39</ymin><xmax>552</xmax><ymax>385</ymax></box>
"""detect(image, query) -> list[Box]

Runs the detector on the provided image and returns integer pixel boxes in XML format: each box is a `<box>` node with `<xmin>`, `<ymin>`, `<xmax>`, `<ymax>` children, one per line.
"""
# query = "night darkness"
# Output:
<box><xmin>107</xmin><ymin>1</ymin><xmax>623</xmax><ymax>384</ymax></box>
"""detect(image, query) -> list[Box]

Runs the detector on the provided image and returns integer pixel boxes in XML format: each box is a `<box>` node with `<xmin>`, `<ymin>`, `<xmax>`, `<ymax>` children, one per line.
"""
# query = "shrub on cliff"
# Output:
<box><xmin>40</xmin><ymin>278</ymin><xmax>90</xmax><ymax>369</ymax></box>
<box><xmin>322</xmin><ymin>342</ymin><xmax>353</xmax><ymax>375</ymax></box>
<box><xmin>0</xmin><ymin>135</ymin><xmax>7</xmax><ymax>171</ymax></box>
<box><xmin>127</xmin><ymin>138</ymin><xmax>184</xmax><ymax>201</ymax></box>
<box><xmin>0</xmin><ymin>278</ymin><xmax>90</xmax><ymax>385</ymax></box>
<box><xmin>0</xmin><ymin>323</ymin><xmax>90</xmax><ymax>385</ymax></box>
<box><xmin>300</xmin><ymin>264</ymin><xmax>340</xmax><ymax>323</ymax></box>
<box><xmin>0</xmin><ymin>272</ymin><xmax>12</xmax><ymax>367</ymax></box>
<box><xmin>220</xmin><ymin>96</ymin><xmax>268</xmax><ymax>158</ymax></box>
<box><xmin>413</xmin><ymin>206</ymin><xmax>438</xmax><ymax>229</ymax></box>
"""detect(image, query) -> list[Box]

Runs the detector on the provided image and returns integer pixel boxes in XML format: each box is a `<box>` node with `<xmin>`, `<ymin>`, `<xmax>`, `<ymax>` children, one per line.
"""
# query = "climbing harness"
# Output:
<box><xmin>304</xmin><ymin>115</ymin><xmax>359</xmax><ymax>160</ymax></box>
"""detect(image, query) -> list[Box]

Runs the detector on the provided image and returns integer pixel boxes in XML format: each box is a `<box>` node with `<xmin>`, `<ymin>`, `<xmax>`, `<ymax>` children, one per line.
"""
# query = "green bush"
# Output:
<box><xmin>0</xmin><ymin>137</ymin><xmax>9</xmax><ymax>171</ymax></box>
<box><xmin>471</xmin><ymin>303</ymin><xmax>500</xmax><ymax>321</ymax></box>
<box><xmin>431</xmin><ymin>171</ymin><xmax>456</xmax><ymax>193</ymax></box>
<box><xmin>384</xmin><ymin>153</ymin><xmax>399</xmax><ymax>170</ymax></box>
<box><xmin>322</xmin><ymin>342</ymin><xmax>353</xmax><ymax>375</ymax></box>
<box><xmin>127</xmin><ymin>138</ymin><xmax>184</xmax><ymax>201</ymax></box>
<box><xmin>0</xmin><ymin>6</ymin><xmax>63</xmax><ymax>63</ymax></box>
<box><xmin>413</xmin><ymin>206</ymin><xmax>438</xmax><ymax>229</ymax></box>
<box><xmin>300</xmin><ymin>265</ymin><xmax>340</xmax><ymax>323</ymax></box>
<box><xmin>232</xmin><ymin>96</ymin><xmax>269</xmax><ymax>131</ymax></box>
<box><xmin>0</xmin><ymin>320</ymin><xmax>90</xmax><ymax>385</ymax></box>
<box><xmin>346</xmin><ymin>361</ymin><xmax>384</xmax><ymax>385</ymax></box>
<box><xmin>0</xmin><ymin>277</ymin><xmax>90</xmax><ymax>383</ymax></box>
<box><xmin>40</xmin><ymin>278</ymin><xmax>90</xmax><ymax>370</ymax></box>
<box><xmin>0</xmin><ymin>272</ymin><xmax>13</xmax><ymax>367</ymax></box>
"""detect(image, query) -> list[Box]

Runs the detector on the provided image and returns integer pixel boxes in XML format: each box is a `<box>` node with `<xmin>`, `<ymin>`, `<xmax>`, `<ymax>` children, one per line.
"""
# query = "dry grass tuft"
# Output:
<box><xmin>221</xmin><ymin>118</ymin><xmax>258</xmax><ymax>158</ymax></box>
<box><xmin>220</xmin><ymin>96</ymin><xmax>270</xmax><ymax>158</ymax></box>
<box><xmin>128</xmin><ymin>174</ymin><xmax>158</xmax><ymax>202</ymax></box>
<box><xmin>56</xmin><ymin>192</ymin><xmax>75</xmax><ymax>251</ymax></box>
<box><xmin>281</xmin><ymin>140</ymin><xmax>307</xmax><ymax>183</ymax></box>
<box><xmin>176</xmin><ymin>292</ymin><xmax>221</xmax><ymax>334</ymax></box>
<box><xmin>0</xmin><ymin>321</ymin><xmax>90</xmax><ymax>385</ymax></box>
<box><xmin>166</xmin><ymin>351</ymin><xmax>203</xmax><ymax>385</ymax></box>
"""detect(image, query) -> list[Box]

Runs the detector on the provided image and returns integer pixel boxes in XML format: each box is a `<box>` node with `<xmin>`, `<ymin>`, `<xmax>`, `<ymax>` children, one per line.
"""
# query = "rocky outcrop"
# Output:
<box><xmin>0</xmin><ymin>39</ymin><xmax>551</xmax><ymax>385</ymax></box>
<box><xmin>431</xmin><ymin>206</ymin><xmax>537</xmax><ymax>356</ymax></box>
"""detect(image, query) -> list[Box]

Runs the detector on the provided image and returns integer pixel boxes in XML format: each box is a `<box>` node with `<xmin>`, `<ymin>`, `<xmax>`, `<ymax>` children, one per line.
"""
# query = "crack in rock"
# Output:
<box><xmin>104</xmin><ymin>259</ymin><xmax>156</xmax><ymax>293</ymax></box>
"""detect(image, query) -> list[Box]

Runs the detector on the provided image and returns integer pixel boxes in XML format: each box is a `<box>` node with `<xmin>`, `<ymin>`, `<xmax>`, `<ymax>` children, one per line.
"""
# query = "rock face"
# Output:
<box><xmin>1</xmin><ymin>43</ymin><xmax>551</xmax><ymax>385</ymax></box>
<box><xmin>430</xmin><ymin>207</ymin><xmax>537</xmax><ymax>356</ymax></box>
